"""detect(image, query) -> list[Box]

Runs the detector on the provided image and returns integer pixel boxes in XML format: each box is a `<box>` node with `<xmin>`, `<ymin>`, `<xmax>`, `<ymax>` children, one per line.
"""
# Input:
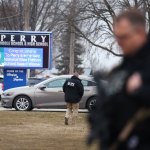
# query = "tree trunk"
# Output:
<box><xmin>24</xmin><ymin>0</ymin><xmax>30</xmax><ymax>31</ymax></box>
<box><xmin>69</xmin><ymin>24</ymin><xmax>75</xmax><ymax>74</ymax></box>
<box><xmin>69</xmin><ymin>0</ymin><xmax>76</xmax><ymax>74</ymax></box>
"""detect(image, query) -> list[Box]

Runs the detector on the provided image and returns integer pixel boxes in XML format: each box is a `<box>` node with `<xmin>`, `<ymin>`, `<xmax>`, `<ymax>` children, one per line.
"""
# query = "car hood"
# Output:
<box><xmin>3</xmin><ymin>86</ymin><xmax>35</xmax><ymax>93</ymax></box>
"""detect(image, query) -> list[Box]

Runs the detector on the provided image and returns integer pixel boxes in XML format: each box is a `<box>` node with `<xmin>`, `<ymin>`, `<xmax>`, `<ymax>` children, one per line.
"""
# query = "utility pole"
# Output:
<box><xmin>69</xmin><ymin>0</ymin><xmax>76</xmax><ymax>74</ymax></box>
<box><xmin>24</xmin><ymin>0</ymin><xmax>30</xmax><ymax>31</ymax></box>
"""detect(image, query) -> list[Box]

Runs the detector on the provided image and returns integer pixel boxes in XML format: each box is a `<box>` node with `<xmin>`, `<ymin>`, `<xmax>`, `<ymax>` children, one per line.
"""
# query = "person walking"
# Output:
<box><xmin>63</xmin><ymin>73</ymin><xmax>84</xmax><ymax>125</ymax></box>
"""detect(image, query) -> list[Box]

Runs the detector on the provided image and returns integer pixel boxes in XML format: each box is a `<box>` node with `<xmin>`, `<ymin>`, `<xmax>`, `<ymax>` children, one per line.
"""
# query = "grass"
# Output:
<box><xmin>0</xmin><ymin>111</ymin><xmax>97</xmax><ymax>150</ymax></box>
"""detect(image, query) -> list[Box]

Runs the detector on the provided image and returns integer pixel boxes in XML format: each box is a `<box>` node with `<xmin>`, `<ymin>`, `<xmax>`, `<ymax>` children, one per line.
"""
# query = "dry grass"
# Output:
<box><xmin>0</xmin><ymin>111</ymin><xmax>97</xmax><ymax>150</ymax></box>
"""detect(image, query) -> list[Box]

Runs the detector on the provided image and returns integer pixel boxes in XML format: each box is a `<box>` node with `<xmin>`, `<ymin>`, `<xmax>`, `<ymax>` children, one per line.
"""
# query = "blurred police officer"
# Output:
<box><xmin>63</xmin><ymin>72</ymin><xmax>84</xmax><ymax>125</ymax></box>
<box><xmin>108</xmin><ymin>9</ymin><xmax>150</xmax><ymax>150</ymax></box>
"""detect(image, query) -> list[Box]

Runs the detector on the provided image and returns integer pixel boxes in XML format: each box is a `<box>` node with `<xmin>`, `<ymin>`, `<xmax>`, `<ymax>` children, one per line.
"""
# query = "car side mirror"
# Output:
<box><xmin>39</xmin><ymin>85</ymin><xmax>46</xmax><ymax>90</ymax></box>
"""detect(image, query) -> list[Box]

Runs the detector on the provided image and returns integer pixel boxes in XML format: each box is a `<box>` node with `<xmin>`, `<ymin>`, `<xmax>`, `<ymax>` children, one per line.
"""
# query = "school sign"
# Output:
<box><xmin>0</xmin><ymin>31</ymin><xmax>53</xmax><ymax>69</ymax></box>
<box><xmin>0</xmin><ymin>31</ymin><xmax>53</xmax><ymax>90</ymax></box>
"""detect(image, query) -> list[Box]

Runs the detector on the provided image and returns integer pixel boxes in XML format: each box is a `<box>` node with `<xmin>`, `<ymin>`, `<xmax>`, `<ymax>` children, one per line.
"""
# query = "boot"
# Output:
<box><xmin>65</xmin><ymin>117</ymin><xmax>69</xmax><ymax>125</ymax></box>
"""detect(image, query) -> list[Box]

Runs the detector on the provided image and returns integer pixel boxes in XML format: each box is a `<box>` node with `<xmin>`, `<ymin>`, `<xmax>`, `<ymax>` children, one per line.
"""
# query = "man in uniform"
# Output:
<box><xmin>63</xmin><ymin>73</ymin><xmax>84</xmax><ymax>125</ymax></box>
<box><xmin>107</xmin><ymin>9</ymin><xmax>150</xmax><ymax>150</ymax></box>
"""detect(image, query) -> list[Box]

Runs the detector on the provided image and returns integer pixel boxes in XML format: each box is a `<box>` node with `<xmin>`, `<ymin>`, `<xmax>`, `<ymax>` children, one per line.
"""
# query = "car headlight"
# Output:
<box><xmin>2</xmin><ymin>92</ymin><xmax>14</xmax><ymax>96</ymax></box>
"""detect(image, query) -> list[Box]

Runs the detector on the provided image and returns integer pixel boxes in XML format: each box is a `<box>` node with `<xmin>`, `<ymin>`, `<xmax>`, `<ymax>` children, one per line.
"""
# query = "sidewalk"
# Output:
<box><xmin>0</xmin><ymin>107</ymin><xmax>88</xmax><ymax>113</ymax></box>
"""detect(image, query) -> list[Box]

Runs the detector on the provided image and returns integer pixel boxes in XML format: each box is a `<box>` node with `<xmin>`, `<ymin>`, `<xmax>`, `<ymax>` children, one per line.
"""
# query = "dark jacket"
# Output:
<box><xmin>109</xmin><ymin>35</ymin><xmax>150</xmax><ymax>150</ymax></box>
<box><xmin>63</xmin><ymin>76</ymin><xmax>84</xmax><ymax>103</ymax></box>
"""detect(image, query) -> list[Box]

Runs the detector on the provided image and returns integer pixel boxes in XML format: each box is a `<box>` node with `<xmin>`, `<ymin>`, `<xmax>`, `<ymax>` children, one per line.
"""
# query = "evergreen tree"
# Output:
<box><xmin>56</xmin><ymin>25</ymin><xmax>84</xmax><ymax>74</ymax></box>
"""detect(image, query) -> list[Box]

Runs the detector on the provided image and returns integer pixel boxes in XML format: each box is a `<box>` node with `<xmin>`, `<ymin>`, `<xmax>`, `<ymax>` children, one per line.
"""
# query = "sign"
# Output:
<box><xmin>4</xmin><ymin>69</ymin><xmax>27</xmax><ymax>90</ymax></box>
<box><xmin>0</xmin><ymin>31</ymin><xmax>52</xmax><ymax>69</ymax></box>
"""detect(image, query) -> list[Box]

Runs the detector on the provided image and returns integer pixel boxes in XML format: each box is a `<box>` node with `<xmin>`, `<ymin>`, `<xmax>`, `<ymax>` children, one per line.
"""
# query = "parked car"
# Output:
<box><xmin>1</xmin><ymin>75</ymin><xmax>97</xmax><ymax>111</ymax></box>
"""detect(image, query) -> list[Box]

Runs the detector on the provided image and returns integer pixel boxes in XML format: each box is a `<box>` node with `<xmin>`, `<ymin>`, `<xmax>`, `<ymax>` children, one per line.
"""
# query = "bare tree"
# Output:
<box><xmin>66</xmin><ymin>0</ymin><xmax>150</xmax><ymax>57</ymax></box>
<box><xmin>1</xmin><ymin>0</ymin><xmax>150</xmax><ymax>72</ymax></box>
<box><xmin>0</xmin><ymin>0</ymin><xmax>61</xmax><ymax>32</ymax></box>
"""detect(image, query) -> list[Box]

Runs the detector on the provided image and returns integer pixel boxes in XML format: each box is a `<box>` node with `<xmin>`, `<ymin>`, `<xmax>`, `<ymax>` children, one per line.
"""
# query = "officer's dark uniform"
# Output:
<box><xmin>63</xmin><ymin>75</ymin><xmax>84</xmax><ymax>103</ymax></box>
<box><xmin>108</xmin><ymin>35</ymin><xmax>150</xmax><ymax>150</ymax></box>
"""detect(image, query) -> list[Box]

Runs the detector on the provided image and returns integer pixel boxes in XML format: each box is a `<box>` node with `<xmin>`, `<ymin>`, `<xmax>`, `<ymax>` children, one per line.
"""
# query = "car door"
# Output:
<box><xmin>81</xmin><ymin>80</ymin><xmax>92</xmax><ymax>98</ymax></box>
<box><xmin>35</xmin><ymin>78</ymin><xmax>67</xmax><ymax>108</ymax></box>
<box><xmin>79</xmin><ymin>79</ymin><xmax>97</xmax><ymax>108</ymax></box>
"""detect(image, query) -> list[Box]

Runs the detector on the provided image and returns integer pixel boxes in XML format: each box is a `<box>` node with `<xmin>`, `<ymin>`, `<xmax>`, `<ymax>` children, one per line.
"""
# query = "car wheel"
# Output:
<box><xmin>14</xmin><ymin>96</ymin><xmax>33</xmax><ymax>111</ymax></box>
<box><xmin>87</xmin><ymin>97</ymin><xmax>97</xmax><ymax>111</ymax></box>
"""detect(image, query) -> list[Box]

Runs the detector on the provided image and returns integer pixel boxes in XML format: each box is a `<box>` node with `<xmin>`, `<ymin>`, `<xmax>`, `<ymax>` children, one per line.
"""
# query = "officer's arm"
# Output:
<box><xmin>140</xmin><ymin>54</ymin><xmax>150</xmax><ymax>82</ymax></box>
<box><xmin>63</xmin><ymin>80</ymin><xmax>68</xmax><ymax>93</ymax></box>
<box><xmin>130</xmin><ymin>56</ymin><xmax>150</xmax><ymax>106</ymax></box>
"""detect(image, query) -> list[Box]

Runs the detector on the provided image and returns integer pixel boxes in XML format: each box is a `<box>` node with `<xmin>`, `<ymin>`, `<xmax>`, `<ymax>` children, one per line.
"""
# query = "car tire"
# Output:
<box><xmin>14</xmin><ymin>96</ymin><xmax>33</xmax><ymax>111</ymax></box>
<box><xmin>87</xmin><ymin>96</ymin><xmax>97</xmax><ymax>111</ymax></box>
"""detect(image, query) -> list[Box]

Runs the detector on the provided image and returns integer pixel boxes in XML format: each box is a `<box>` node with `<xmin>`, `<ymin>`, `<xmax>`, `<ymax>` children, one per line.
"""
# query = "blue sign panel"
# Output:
<box><xmin>4</xmin><ymin>69</ymin><xmax>27</xmax><ymax>90</ymax></box>
<box><xmin>4</xmin><ymin>47</ymin><xmax>43</xmax><ymax>68</ymax></box>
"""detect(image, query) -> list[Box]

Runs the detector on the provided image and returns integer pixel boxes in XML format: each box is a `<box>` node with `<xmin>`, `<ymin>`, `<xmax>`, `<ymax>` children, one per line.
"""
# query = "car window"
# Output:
<box><xmin>82</xmin><ymin>80</ymin><xmax>88</xmax><ymax>86</ymax></box>
<box><xmin>88</xmin><ymin>81</ymin><xmax>97</xmax><ymax>86</ymax></box>
<box><xmin>82</xmin><ymin>80</ymin><xmax>96</xmax><ymax>86</ymax></box>
<box><xmin>28</xmin><ymin>78</ymin><xmax>45</xmax><ymax>86</ymax></box>
<box><xmin>46</xmin><ymin>79</ymin><xmax>66</xmax><ymax>88</ymax></box>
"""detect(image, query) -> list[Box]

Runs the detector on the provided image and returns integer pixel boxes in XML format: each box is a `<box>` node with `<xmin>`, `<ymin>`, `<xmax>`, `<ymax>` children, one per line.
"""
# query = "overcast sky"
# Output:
<box><xmin>83</xmin><ymin>49</ymin><xmax>122</xmax><ymax>72</ymax></box>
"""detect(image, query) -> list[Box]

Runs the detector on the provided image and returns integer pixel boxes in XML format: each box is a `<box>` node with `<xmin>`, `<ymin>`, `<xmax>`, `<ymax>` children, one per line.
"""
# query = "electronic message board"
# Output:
<box><xmin>0</xmin><ymin>31</ymin><xmax>52</xmax><ymax>69</ymax></box>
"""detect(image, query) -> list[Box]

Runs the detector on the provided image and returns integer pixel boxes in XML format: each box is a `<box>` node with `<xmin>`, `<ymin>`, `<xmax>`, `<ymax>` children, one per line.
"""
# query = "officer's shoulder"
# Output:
<box><xmin>65</xmin><ymin>79</ymin><xmax>70</xmax><ymax>83</ymax></box>
<box><xmin>75</xmin><ymin>79</ymin><xmax>82</xmax><ymax>85</ymax></box>
<box><xmin>108</xmin><ymin>65</ymin><xmax>121</xmax><ymax>76</ymax></box>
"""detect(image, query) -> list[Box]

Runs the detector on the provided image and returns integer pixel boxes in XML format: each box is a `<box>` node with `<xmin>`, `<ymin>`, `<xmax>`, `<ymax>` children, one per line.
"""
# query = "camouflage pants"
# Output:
<box><xmin>65</xmin><ymin>103</ymin><xmax>79</xmax><ymax>125</ymax></box>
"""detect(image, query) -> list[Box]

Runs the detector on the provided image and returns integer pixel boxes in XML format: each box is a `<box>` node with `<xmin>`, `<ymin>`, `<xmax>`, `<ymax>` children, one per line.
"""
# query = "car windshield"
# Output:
<box><xmin>34</xmin><ymin>78</ymin><xmax>57</xmax><ymax>87</ymax></box>
<box><xmin>27</xmin><ymin>78</ymin><xmax>46</xmax><ymax>86</ymax></box>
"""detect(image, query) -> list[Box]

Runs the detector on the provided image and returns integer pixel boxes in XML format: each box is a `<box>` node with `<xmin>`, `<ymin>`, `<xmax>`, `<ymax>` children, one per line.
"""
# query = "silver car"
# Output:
<box><xmin>1</xmin><ymin>75</ymin><xmax>97</xmax><ymax>111</ymax></box>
